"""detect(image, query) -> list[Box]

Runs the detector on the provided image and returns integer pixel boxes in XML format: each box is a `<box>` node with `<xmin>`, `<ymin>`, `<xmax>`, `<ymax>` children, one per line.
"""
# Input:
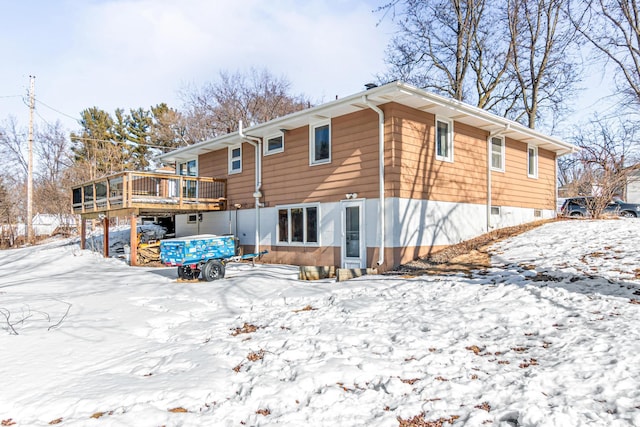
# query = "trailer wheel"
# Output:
<box><xmin>178</xmin><ymin>266</ymin><xmax>199</xmax><ymax>280</ymax></box>
<box><xmin>202</xmin><ymin>260</ymin><xmax>225</xmax><ymax>281</ymax></box>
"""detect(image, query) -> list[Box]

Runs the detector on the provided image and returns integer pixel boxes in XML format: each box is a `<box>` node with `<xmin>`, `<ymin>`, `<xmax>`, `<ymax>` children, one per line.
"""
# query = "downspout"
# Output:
<box><xmin>487</xmin><ymin>124</ymin><xmax>509</xmax><ymax>231</ymax></box>
<box><xmin>238</xmin><ymin>120</ymin><xmax>262</xmax><ymax>254</ymax></box>
<box><xmin>362</xmin><ymin>95</ymin><xmax>385</xmax><ymax>266</ymax></box>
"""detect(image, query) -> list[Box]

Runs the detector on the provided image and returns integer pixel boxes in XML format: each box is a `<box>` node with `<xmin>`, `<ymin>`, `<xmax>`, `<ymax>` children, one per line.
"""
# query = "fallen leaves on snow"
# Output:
<box><xmin>397</xmin><ymin>413</ymin><xmax>460</xmax><ymax>427</ymax></box>
<box><xmin>231</xmin><ymin>323</ymin><xmax>260</xmax><ymax>336</ymax></box>
<box><xmin>474</xmin><ymin>402</ymin><xmax>491</xmax><ymax>412</ymax></box>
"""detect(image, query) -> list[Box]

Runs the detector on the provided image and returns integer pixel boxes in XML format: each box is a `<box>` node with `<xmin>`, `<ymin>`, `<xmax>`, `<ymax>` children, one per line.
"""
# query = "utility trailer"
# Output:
<box><xmin>160</xmin><ymin>234</ymin><xmax>267</xmax><ymax>281</ymax></box>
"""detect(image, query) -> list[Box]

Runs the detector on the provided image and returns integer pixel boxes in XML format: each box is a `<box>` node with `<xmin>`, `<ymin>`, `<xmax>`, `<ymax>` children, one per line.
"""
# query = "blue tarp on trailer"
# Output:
<box><xmin>160</xmin><ymin>234</ymin><xmax>236</xmax><ymax>266</ymax></box>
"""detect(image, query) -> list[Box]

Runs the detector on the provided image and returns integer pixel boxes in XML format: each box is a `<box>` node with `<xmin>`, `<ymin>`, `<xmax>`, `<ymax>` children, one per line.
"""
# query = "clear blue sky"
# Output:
<box><xmin>0</xmin><ymin>0</ymin><xmax>391</xmax><ymax>131</ymax></box>
<box><xmin>0</xmin><ymin>0</ymin><xmax>615</xmax><ymax>137</ymax></box>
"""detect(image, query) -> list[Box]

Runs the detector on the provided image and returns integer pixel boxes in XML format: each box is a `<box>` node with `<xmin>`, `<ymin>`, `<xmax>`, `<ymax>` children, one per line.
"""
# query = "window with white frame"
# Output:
<box><xmin>178</xmin><ymin>159</ymin><xmax>197</xmax><ymax>198</ymax></box>
<box><xmin>277</xmin><ymin>205</ymin><xmax>319</xmax><ymax>245</ymax></box>
<box><xmin>491</xmin><ymin>136</ymin><xmax>505</xmax><ymax>171</ymax></box>
<box><xmin>228</xmin><ymin>145</ymin><xmax>242</xmax><ymax>174</ymax></box>
<box><xmin>310</xmin><ymin>121</ymin><xmax>331</xmax><ymax>165</ymax></box>
<box><xmin>435</xmin><ymin>117</ymin><xmax>453</xmax><ymax>162</ymax></box>
<box><xmin>265</xmin><ymin>132</ymin><xmax>284</xmax><ymax>155</ymax></box>
<box><xmin>178</xmin><ymin>159</ymin><xmax>197</xmax><ymax>177</ymax></box>
<box><xmin>527</xmin><ymin>145</ymin><xmax>538</xmax><ymax>178</ymax></box>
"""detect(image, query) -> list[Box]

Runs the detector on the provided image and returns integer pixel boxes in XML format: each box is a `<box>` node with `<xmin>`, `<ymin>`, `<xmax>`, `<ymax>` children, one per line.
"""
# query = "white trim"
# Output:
<box><xmin>178</xmin><ymin>159</ymin><xmax>197</xmax><ymax>176</ymax></box>
<box><xmin>341</xmin><ymin>199</ymin><xmax>366</xmax><ymax>268</ymax></box>
<box><xmin>275</xmin><ymin>203</ymin><xmax>321</xmax><ymax>246</ymax></box>
<box><xmin>264</xmin><ymin>132</ymin><xmax>284</xmax><ymax>155</ymax></box>
<box><xmin>309</xmin><ymin>120</ymin><xmax>331</xmax><ymax>165</ymax></box>
<box><xmin>527</xmin><ymin>144</ymin><xmax>538</xmax><ymax>178</ymax></box>
<box><xmin>490</xmin><ymin>136</ymin><xmax>505</xmax><ymax>172</ymax></box>
<box><xmin>228</xmin><ymin>144</ymin><xmax>242</xmax><ymax>174</ymax></box>
<box><xmin>435</xmin><ymin>117</ymin><xmax>454</xmax><ymax>162</ymax></box>
<box><xmin>159</xmin><ymin>81</ymin><xmax>577</xmax><ymax>165</ymax></box>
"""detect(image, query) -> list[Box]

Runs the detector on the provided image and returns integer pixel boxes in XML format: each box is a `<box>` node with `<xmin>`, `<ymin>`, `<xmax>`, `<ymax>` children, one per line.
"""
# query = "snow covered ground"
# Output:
<box><xmin>1</xmin><ymin>219</ymin><xmax>639</xmax><ymax>426</ymax></box>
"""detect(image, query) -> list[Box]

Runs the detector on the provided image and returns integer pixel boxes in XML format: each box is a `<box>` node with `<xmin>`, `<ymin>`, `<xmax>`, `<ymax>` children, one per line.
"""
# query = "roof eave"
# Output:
<box><xmin>159</xmin><ymin>81</ymin><xmax>579</xmax><ymax>163</ymax></box>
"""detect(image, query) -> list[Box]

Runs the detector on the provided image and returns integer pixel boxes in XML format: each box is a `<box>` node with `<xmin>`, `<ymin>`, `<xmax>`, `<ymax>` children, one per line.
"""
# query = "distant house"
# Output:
<box><xmin>626</xmin><ymin>170</ymin><xmax>640</xmax><ymax>203</ymax></box>
<box><xmin>74</xmin><ymin>81</ymin><xmax>577</xmax><ymax>271</ymax></box>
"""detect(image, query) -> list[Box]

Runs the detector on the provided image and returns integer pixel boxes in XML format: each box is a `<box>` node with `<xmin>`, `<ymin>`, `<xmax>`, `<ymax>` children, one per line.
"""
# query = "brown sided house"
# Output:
<box><xmin>157</xmin><ymin>81</ymin><xmax>577</xmax><ymax>271</ymax></box>
<box><xmin>74</xmin><ymin>81</ymin><xmax>577</xmax><ymax>271</ymax></box>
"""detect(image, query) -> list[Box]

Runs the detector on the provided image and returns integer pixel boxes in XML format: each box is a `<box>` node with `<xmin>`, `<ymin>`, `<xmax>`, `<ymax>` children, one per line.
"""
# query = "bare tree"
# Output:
<box><xmin>379</xmin><ymin>0</ymin><xmax>580</xmax><ymax>128</ymax></box>
<box><xmin>0</xmin><ymin>117</ymin><xmax>28</xmax><ymax>177</ymax></box>
<box><xmin>0</xmin><ymin>118</ymin><xmax>28</xmax><ymax>244</ymax></box>
<box><xmin>380</xmin><ymin>0</ymin><xmax>517</xmax><ymax>111</ymax></box>
<box><xmin>0</xmin><ymin>175</ymin><xmax>19</xmax><ymax>247</ymax></box>
<box><xmin>180</xmin><ymin>68</ymin><xmax>310</xmax><ymax>141</ymax></box>
<box><xmin>567</xmin><ymin>116</ymin><xmax>639</xmax><ymax>217</ymax></box>
<box><xmin>570</xmin><ymin>0</ymin><xmax>640</xmax><ymax>107</ymax></box>
<box><xmin>507</xmin><ymin>0</ymin><xmax>581</xmax><ymax>129</ymax></box>
<box><xmin>33</xmin><ymin>121</ymin><xmax>75</xmax><ymax>223</ymax></box>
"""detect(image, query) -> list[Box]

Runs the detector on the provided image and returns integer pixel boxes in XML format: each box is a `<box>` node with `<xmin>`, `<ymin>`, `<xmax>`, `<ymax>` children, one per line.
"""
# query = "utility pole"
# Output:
<box><xmin>26</xmin><ymin>75</ymin><xmax>35</xmax><ymax>245</ymax></box>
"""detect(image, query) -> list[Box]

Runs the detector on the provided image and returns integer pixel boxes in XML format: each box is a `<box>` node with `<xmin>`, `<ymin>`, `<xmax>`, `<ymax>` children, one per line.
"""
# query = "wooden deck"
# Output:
<box><xmin>72</xmin><ymin>171</ymin><xmax>227</xmax><ymax>219</ymax></box>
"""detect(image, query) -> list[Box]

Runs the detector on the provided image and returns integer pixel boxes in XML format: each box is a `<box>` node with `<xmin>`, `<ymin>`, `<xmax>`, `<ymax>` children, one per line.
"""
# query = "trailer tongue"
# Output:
<box><xmin>160</xmin><ymin>234</ymin><xmax>267</xmax><ymax>281</ymax></box>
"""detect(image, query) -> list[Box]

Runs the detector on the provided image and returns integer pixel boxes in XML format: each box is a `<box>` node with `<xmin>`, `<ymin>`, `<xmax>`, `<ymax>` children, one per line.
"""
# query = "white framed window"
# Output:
<box><xmin>527</xmin><ymin>145</ymin><xmax>538</xmax><ymax>178</ymax></box>
<box><xmin>179</xmin><ymin>159</ymin><xmax>198</xmax><ymax>198</ymax></box>
<box><xmin>277</xmin><ymin>204</ymin><xmax>319</xmax><ymax>245</ymax></box>
<box><xmin>228</xmin><ymin>145</ymin><xmax>242</xmax><ymax>174</ymax></box>
<box><xmin>491</xmin><ymin>206</ymin><xmax>501</xmax><ymax>216</ymax></box>
<box><xmin>178</xmin><ymin>159</ymin><xmax>197</xmax><ymax>177</ymax></box>
<box><xmin>265</xmin><ymin>132</ymin><xmax>284</xmax><ymax>155</ymax></box>
<box><xmin>310</xmin><ymin>120</ymin><xmax>331</xmax><ymax>165</ymax></box>
<box><xmin>435</xmin><ymin>117</ymin><xmax>453</xmax><ymax>162</ymax></box>
<box><xmin>491</xmin><ymin>136</ymin><xmax>505</xmax><ymax>172</ymax></box>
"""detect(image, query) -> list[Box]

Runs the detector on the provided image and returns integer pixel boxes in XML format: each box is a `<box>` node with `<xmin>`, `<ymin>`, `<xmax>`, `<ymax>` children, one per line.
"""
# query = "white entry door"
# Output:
<box><xmin>341</xmin><ymin>200</ymin><xmax>366</xmax><ymax>268</ymax></box>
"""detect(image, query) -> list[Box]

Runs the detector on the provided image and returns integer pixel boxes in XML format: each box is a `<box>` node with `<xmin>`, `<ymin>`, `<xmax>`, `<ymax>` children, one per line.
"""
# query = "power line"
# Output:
<box><xmin>34</xmin><ymin>99</ymin><xmax>80</xmax><ymax>123</ymax></box>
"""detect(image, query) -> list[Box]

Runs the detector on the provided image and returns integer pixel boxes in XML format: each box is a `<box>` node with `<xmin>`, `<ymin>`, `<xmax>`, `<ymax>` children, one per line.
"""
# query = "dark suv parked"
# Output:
<box><xmin>560</xmin><ymin>197</ymin><xmax>640</xmax><ymax>217</ymax></box>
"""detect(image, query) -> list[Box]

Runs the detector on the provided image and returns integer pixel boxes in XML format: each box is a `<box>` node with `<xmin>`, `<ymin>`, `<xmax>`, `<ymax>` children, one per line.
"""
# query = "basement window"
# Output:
<box><xmin>491</xmin><ymin>206</ymin><xmax>501</xmax><ymax>216</ymax></box>
<box><xmin>277</xmin><ymin>204</ymin><xmax>319</xmax><ymax>245</ymax></box>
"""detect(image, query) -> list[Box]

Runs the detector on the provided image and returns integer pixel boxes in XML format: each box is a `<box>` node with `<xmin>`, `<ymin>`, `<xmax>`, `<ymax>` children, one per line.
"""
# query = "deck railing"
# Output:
<box><xmin>72</xmin><ymin>171</ymin><xmax>227</xmax><ymax>215</ymax></box>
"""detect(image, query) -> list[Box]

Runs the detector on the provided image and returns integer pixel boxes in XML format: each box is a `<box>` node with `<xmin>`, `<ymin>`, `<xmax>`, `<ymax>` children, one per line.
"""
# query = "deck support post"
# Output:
<box><xmin>103</xmin><ymin>216</ymin><xmax>109</xmax><ymax>258</ymax></box>
<box><xmin>80</xmin><ymin>217</ymin><xmax>86</xmax><ymax>250</ymax></box>
<box><xmin>130</xmin><ymin>214</ymin><xmax>138</xmax><ymax>266</ymax></box>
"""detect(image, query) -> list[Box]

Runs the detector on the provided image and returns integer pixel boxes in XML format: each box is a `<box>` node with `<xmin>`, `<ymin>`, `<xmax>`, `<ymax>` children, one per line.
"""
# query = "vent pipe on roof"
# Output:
<box><xmin>362</xmin><ymin>95</ymin><xmax>385</xmax><ymax>267</ymax></box>
<box><xmin>487</xmin><ymin>124</ymin><xmax>509</xmax><ymax>232</ymax></box>
<box><xmin>239</xmin><ymin>120</ymin><xmax>263</xmax><ymax>255</ymax></box>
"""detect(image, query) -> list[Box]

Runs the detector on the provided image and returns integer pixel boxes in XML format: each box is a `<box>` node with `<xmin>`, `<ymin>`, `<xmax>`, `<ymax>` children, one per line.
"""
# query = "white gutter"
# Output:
<box><xmin>487</xmin><ymin>125</ymin><xmax>510</xmax><ymax>231</ymax></box>
<box><xmin>362</xmin><ymin>95</ymin><xmax>385</xmax><ymax>266</ymax></box>
<box><xmin>239</xmin><ymin>120</ymin><xmax>263</xmax><ymax>254</ymax></box>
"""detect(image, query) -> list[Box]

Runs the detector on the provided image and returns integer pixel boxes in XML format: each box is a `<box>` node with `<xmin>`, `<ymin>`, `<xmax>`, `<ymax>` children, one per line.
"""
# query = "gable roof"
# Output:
<box><xmin>159</xmin><ymin>81</ymin><xmax>577</xmax><ymax>164</ymax></box>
